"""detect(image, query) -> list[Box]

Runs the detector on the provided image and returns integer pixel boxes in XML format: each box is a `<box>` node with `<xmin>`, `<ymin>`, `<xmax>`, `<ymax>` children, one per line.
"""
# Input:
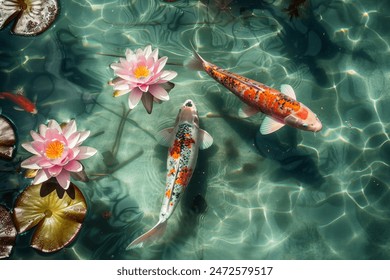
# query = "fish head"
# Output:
<box><xmin>178</xmin><ymin>99</ymin><xmax>199</xmax><ymax>125</ymax></box>
<box><xmin>284</xmin><ymin>104</ymin><xmax>322</xmax><ymax>132</ymax></box>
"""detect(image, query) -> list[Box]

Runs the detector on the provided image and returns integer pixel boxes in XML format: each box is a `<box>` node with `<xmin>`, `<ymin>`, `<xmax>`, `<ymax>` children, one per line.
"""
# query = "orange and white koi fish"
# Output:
<box><xmin>188</xmin><ymin>51</ymin><xmax>322</xmax><ymax>134</ymax></box>
<box><xmin>0</xmin><ymin>90</ymin><xmax>37</xmax><ymax>114</ymax></box>
<box><xmin>127</xmin><ymin>100</ymin><xmax>213</xmax><ymax>250</ymax></box>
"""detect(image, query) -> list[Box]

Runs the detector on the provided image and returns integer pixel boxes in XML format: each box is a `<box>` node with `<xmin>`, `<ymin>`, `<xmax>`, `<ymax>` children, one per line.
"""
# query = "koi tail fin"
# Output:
<box><xmin>185</xmin><ymin>43</ymin><xmax>206</xmax><ymax>71</ymax></box>
<box><xmin>126</xmin><ymin>220</ymin><xmax>168</xmax><ymax>250</ymax></box>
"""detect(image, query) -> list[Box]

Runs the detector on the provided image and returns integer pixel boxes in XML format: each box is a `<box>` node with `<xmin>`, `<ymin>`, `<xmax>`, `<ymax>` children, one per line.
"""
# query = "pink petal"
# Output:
<box><xmin>116</xmin><ymin>73</ymin><xmax>140</xmax><ymax>84</ymax></box>
<box><xmin>67</xmin><ymin>132</ymin><xmax>81</xmax><ymax>148</ymax></box>
<box><xmin>146</xmin><ymin>56</ymin><xmax>156</xmax><ymax>69</ymax></box>
<box><xmin>31</xmin><ymin>141</ymin><xmax>45</xmax><ymax>155</ymax></box>
<box><xmin>148</xmin><ymin>85</ymin><xmax>169</xmax><ymax>101</ymax></box>
<box><xmin>30</xmin><ymin>130</ymin><xmax>43</xmax><ymax>142</ymax></box>
<box><xmin>125</xmin><ymin>48</ymin><xmax>134</xmax><ymax>60</ymax></box>
<box><xmin>143</xmin><ymin>45</ymin><xmax>152</xmax><ymax>57</ymax></box>
<box><xmin>45</xmin><ymin>128</ymin><xmax>63</xmax><ymax>142</ymax></box>
<box><xmin>128</xmin><ymin>88</ymin><xmax>143</xmax><ymax>109</ymax></box>
<box><xmin>56</xmin><ymin>170</ymin><xmax>71</xmax><ymax>190</ymax></box>
<box><xmin>22</xmin><ymin>143</ymin><xmax>39</xmax><ymax>155</ymax></box>
<box><xmin>64</xmin><ymin>161</ymin><xmax>83</xmax><ymax>172</ymax></box>
<box><xmin>75</xmin><ymin>147</ymin><xmax>97</xmax><ymax>160</ymax></box>
<box><xmin>39</xmin><ymin>124</ymin><xmax>47</xmax><ymax>137</ymax></box>
<box><xmin>47</xmin><ymin>120</ymin><xmax>62</xmax><ymax>132</ymax></box>
<box><xmin>36</xmin><ymin>157</ymin><xmax>54</xmax><ymax>168</ymax></box>
<box><xmin>33</xmin><ymin>169</ymin><xmax>51</xmax><ymax>185</ymax></box>
<box><xmin>155</xmin><ymin>56</ymin><xmax>168</xmax><ymax>73</ymax></box>
<box><xmin>159</xmin><ymin>70</ymin><xmax>177</xmax><ymax>81</ymax></box>
<box><xmin>139</xmin><ymin>84</ymin><xmax>149</xmax><ymax>92</ymax></box>
<box><xmin>48</xmin><ymin>165</ymin><xmax>63</xmax><ymax>176</ymax></box>
<box><xmin>62</xmin><ymin>120</ymin><xmax>77</xmax><ymax>138</ymax></box>
<box><xmin>21</xmin><ymin>156</ymin><xmax>42</xmax><ymax>169</ymax></box>
<box><xmin>150</xmin><ymin>48</ymin><xmax>159</xmax><ymax>61</ymax></box>
<box><xmin>77</xmin><ymin>131</ymin><xmax>90</xmax><ymax>145</ymax></box>
<box><xmin>113</xmin><ymin>83</ymin><xmax>130</xmax><ymax>91</ymax></box>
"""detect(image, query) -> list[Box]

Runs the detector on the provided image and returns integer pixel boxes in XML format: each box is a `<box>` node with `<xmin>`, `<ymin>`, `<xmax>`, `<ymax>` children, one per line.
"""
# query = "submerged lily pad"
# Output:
<box><xmin>0</xmin><ymin>0</ymin><xmax>58</xmax><ymax>36</ymax></box>
<box><xmin>0</xmin><ymin>116</ymin><xmax>17</xmax><ymax>160</ymax></box>
<box><xmin>13</xmin><ymin>181</ymin><xmax>87</xmax><ymax>253</ymax></box>
<box><xmin>0</xmin><ymin>205</ymin><xmax>17</xmax><ymax>259</ymax></box>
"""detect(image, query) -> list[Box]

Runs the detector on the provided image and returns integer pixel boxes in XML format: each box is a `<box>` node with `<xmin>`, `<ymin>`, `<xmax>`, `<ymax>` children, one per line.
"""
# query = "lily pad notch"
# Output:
<box><xmin>0</xmin><ymin>0</ymin><xmax>59</xmax><ymax>36</ymax></box>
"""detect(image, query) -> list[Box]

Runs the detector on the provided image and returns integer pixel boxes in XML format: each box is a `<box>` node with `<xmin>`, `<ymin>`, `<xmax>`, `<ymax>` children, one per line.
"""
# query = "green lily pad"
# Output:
<box><xmin>0</xmin><ymin>205</ymin><xmax>17</xmax><ymax>259</ymax></box>
<box><xmin>0</xmin><ymin>116</ymin><xmax>16</xmax><ymax>160</ymax></box>
<box><xmin>13</xmin><ymin>181</ymin><xmax>87</xmax><ymax>253</ymax></box>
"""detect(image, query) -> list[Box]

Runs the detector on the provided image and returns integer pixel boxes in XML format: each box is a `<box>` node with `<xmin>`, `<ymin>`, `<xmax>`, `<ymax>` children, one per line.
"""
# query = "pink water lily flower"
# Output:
<box><xmin>109</xmin><ymin>45</ymin><xmax>177</xmax><ymax>113</ymax></box>
<box><xmin>21</xmin><ymin>120</ymin><xmax>97</xmax><ymax>190</ymax></box>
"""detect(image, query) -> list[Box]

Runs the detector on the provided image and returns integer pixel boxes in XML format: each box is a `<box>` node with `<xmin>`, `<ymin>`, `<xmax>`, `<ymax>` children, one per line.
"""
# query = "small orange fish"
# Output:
<box><xmin>188</xmin><ymin>50</ymin><xmax>322</xmax><ymax>135</ymax></box>
<box><xmin>0</xmin><ymin>90</ymin><xmax>37</xmax><ymax>114</ymax></box>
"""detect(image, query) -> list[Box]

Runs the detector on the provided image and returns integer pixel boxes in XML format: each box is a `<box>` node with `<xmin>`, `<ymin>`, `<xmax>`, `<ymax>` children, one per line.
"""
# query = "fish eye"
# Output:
<box><xmin>302</xmin><ymin>123</ymin><xmax>308</xmax><ymax>128</ymax></box>
<box><xmin>185</xmin><ymin>101</ymin><xmax>193</xmax><ymax>107</ymax></box>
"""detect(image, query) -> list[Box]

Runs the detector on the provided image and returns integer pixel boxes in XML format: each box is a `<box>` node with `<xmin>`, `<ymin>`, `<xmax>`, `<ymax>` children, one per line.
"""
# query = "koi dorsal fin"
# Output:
<box><xmin>156</xmin><ymin>127</ymin><xmax>174</xmax><ymax>147</ymax></box>
<box><xmin>280</xmin><ymin>84</ymin><xmax>296</xmax><ymax>100</ymax></box>
<box><xmin>199</xmin><ymin>129</ymin><xmax>213</xmax><ymax>150</ymax></box>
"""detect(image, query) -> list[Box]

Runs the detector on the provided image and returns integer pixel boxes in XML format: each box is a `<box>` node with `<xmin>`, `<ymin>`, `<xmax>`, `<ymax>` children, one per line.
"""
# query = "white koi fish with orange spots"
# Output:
<box><xmin>188</xmin><ymin>50</ymin><xmax>322</xmax><ymax>134</ymax></box>
<box><xmin>127</xmin><ymin>99</ymin><xmax>213</xmax><ymax>250</ymax></box>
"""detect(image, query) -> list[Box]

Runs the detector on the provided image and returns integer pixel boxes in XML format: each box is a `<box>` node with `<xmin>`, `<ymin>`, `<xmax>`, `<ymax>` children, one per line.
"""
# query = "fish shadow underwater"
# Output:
<box><xmin>254</xmin><ymin>127</ymin><xmax>325</xmax><ymax>189</ymax></box>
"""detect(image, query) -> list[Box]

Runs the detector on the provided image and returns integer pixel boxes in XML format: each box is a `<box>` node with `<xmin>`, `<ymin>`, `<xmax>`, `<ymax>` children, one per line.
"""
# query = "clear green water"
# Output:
<box><xmin>1</xmin><ymin>0</ymin><xmax>390</xmax><ymax>260</ymax></box>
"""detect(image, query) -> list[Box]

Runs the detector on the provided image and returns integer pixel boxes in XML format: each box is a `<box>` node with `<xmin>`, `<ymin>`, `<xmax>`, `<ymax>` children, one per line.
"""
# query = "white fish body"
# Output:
<box><xmin>127</xmin><ymin>99</ymin><xmax>213</xmax><ymax>250</ymax></box>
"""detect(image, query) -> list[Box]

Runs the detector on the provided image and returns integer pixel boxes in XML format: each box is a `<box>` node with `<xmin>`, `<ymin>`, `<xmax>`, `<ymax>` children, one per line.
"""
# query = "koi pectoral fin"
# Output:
<box><xmin>238</xmin><ymin>104</ymin><xmax>260</xmax><ymax>118</ymax></box>
<box><xmin>156</xmin><ymin>127</ymin><xmax>174</xmax><ymax>147</ymax></box>
<box><xmin>199</xmin><ymin>129</ymin><xmax>213</xmax><ymax>150</ymax></box>
<box><xmin>260</xmin><ymin>116</ymin><xmax>285</xmax><ymax>135</ymax></box>
<box><xmin>126</xmin><ymin>220</ymin><xmax>168</xmax><ymax>250</ymax></box>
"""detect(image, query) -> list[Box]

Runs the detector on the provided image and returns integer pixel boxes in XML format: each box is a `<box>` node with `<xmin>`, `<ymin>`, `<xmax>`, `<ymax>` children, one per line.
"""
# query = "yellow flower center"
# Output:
<box><xmin>45</xmin><ymin>140</ymin><xmax>64</xmax><ymax>160</ymax></box>
<box><xmin>133</xmin><ymin>65</ymin><xmax>150</xmax><ymax>79</ymax></box>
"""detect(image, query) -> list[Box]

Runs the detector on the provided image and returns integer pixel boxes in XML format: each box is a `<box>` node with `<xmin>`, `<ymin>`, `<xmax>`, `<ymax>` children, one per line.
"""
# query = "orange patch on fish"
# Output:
<box><xmin>175</xmin><ymin>167</ymin><xmax>192</xmax><ymax>186</ymax></box>
<box><xmin>170</xmin><ymin>140</ymin><xmax>181</xmax><ymax>159</ymax></box>
<box><xmin>165</xmin><ymin>189</ymin><xmax>172</xmax><ymax>198</ymax></box>
<box><xmin>168</xmin><ymin>168</ymin><xmax>176</xmax><ymax>176</ymax></box>
<box><xmin>295</xmin><ymin>107</ymin><xmax>309</xmax><ymax>120</ymax></box>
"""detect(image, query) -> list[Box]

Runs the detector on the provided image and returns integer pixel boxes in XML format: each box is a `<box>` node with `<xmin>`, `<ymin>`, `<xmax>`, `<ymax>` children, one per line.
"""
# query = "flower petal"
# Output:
<box><xmin>62</xmin><ymin>120</ymin><xmax>77</xmax><ymax>139</ymax></box>
<box><xmin>150</xmin><ymin>48</ymin><xmax>159</xmax><ymax>61</ymax></box>
<box><xmin>77</xmin><ymin>131</ymin><xmax>90</xmax><ymax>145</ymax></box>
<box><xmin>125</xmin><ymin>48</ymin><xmax>135</xmax><ymax>60</ymax></box>
<box><xmin>33</xmin><ymin>169</ymin><xmax>51</xmax><ymax>185</ymax></box>
<box><xmin>21</xmin><ymin>156</ymin><xmax>42</xmax><ymax>169</ymax></box>
<box><xmin>155</xmin><ymin>56</ymin><xmax>168</xmax><ymax>73</ymax></box>
<box><xmin>30</xmin><ymin>130</ymin><xmax>44</xmax><ymax>142</ymax></box>
<box><xmin>75</xmin><ymin>147</ymin><xmax>97</xmax><ymax>160</ymax></box>
<box><xmin>47</xmin><ymin>120</ymin><xmax>62</xmax><ymax>132</ymax></box>
<box><xmin>148</xmin><ymin>85</ymin><xmax>169</xmax><ymax>101</ymax></box>
<box><xmin>67</xmin><ymin>132</ymin><xmax>81</xmax><ymax>149</ymax></box>
<box><xmin>159</xmin><ymin>70</ymin><xmax>178</xmax><ymax>81</ymax></box>
<box><xmin>48</xmin><ymin>165</ymin><xmax>63</xmax><ymax>177</ymax></box>
<box><xmin>144</xmin><ymin>45</ymin><xmax>152</xmax><ymax>58</ymax></box>
<box><xmin>39</xmin><ymin>124</ymin><xmax>47</xmax><ymax>137</ymax></box>
<box><xmin>128</xmin><ymin>88</ymin><xmax>143</xmax><ymax>109</ymax></box>
<box><xmin>139</xmin><ymin>84</ymin><xmax>149</xmax><ymax>92</ymax></box>
<box><xmin>31</xmin><ymin>141</ymin><xmax>45</xmax><ymax>155</ymax></box>
<box><xmin>64</xmin><ymin>161</ymin><xmax>83</xmax><ymax>172</ymax></box>
<box><xmin>56</xmin><ymin>170</ymin><xmax>71</xmax><ymax>190</ymax></box>
<box><xmin>22</xmin><ymin>143</ymin><xmax>39</xmax><ymax>155</ymax></box>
